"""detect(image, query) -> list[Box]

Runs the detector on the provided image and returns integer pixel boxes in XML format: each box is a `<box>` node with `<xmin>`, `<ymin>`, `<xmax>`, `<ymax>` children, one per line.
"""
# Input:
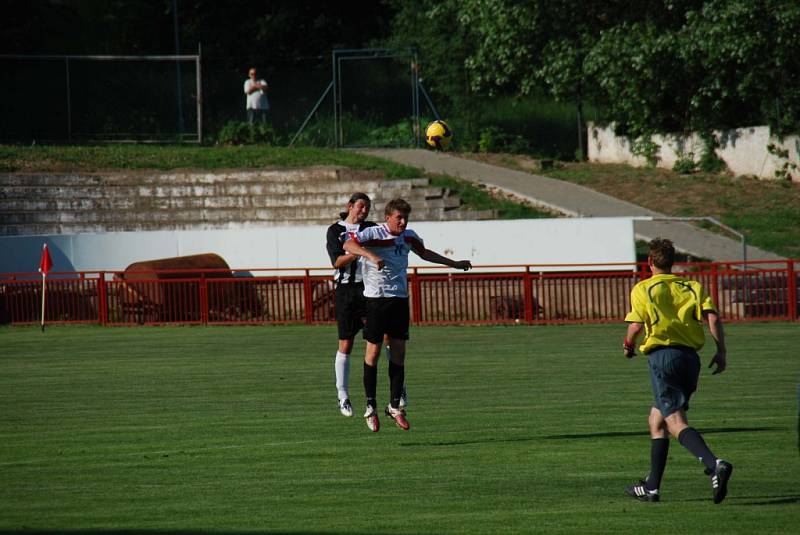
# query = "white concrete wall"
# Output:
<box><xmin>0</xmin><ymin>218</ymin><xmax>636</xmax><ymax>275</ymax></box>
<box><xmin>588</xmin><ymin>123</ymin><xmax>800</xmax><ymax>181</ymax></box>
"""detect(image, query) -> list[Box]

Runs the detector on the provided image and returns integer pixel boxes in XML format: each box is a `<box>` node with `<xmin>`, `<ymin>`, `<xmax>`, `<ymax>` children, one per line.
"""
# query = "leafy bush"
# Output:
<box><xmin>631</xmin><ymin>136</ymin><xmax>660</xmax><ymax>167</ymax></box>
<box><xmin>217</xmin><ymin>122</ymin><xmax>278</xmax><ymax>145</ymax></box>
<box><xmin>672</xmin><ymin>151</ymin><xmax>696</xmax><ymax>174</ymax></box>
<box><xmin>478</xmin><ymin>126</ymin><xmax>530</xmax><ymax>154</ymax></box>
<box><xmin>697</xmin><ymin>134</ymin><xmax>727</xmax><ymax>173</ymax></box>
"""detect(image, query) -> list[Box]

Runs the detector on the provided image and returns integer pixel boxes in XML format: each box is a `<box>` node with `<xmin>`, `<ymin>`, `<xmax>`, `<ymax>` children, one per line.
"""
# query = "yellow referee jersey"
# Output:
<box><xmin>625</xmin><ymin>273</ymin><xmax>717</xmax><ymax>354</ymax></box>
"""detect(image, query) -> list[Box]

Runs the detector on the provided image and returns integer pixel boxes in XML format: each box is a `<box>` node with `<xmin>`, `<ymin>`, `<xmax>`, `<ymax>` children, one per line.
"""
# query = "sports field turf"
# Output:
<box><xmin>1</xmin><ymin>323</ymin><xmax>798</xmax><ymax>534</ymax></box>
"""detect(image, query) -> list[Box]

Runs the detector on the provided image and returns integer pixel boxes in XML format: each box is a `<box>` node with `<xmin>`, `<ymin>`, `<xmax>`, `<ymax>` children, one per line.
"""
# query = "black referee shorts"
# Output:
<box><xmin>334</xmin><ymin>282</ymin><xmax>367</xmax><ymax>340</ymax></box>
<box><xmin>364</xmin><ymin>297</ymin><xmax>409</xmax><ymax>344</ymax></box>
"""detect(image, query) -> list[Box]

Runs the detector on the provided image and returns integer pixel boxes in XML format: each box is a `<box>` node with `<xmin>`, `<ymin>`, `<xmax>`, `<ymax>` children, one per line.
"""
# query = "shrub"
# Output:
<box><xmin>697</xmin><ymin>133</ymin><xmax>727</xmax><ymax>174</ymax></box>
<box><xmin>672</xmin><ymin>151</ymin><xmax>696</xmax><ymax>174</ymax></box>
<box><xmin>217</xmin><ymin>121</ymin><xmax>277</xmax><ymax>145</ymax></box>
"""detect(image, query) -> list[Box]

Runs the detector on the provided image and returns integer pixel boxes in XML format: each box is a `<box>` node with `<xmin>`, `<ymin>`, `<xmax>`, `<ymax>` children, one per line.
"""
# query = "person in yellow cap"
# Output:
<box><xmin>622</xmin><ymin>238</ymin><xmax>732</xmax><ymax>504</ymax></box>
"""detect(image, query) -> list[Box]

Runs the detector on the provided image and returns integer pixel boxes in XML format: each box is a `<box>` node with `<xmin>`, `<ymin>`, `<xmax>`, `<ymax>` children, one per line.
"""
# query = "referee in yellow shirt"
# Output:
<box><xmin>623</xmin><ymin>238</ymin><xmax>732</xmax><ymax>504</ymax></box>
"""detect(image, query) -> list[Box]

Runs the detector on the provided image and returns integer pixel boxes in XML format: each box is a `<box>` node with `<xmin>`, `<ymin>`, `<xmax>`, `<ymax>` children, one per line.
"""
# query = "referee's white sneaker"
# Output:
<box><xmin>338</xmin><ymin>398</ymin><xmax>353</xmax><ymax>417</ymax></box>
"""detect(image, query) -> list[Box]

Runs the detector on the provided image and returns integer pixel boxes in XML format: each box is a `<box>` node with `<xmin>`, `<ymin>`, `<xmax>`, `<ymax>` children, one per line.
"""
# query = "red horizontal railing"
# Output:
<box><xmin>1</xmin><ymin>260</ymin><xmax>797</xmax><ymax>326</ymax></box>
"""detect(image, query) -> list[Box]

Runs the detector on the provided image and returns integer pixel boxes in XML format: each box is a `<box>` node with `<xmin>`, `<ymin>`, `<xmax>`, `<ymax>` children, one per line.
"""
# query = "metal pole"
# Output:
<box><xmin>65</xmin><ymin>57</ymin><xmax>72</xmax><ymax>142</ymax></box>
<box><xmin>172</xmin><ymin>0</ymin><xmax>185</xmax><ymax>138</ymax></box>
<box><xmin>290</xmin><ymin>80</ymin><xmax>333</xmax><ymax>147</ymax></box>
<box><xmin>332</xmin><ymin>51</ymin><xmax>338</xmax><ymax>147</ymax></box>
<box><xmin>196</xmin><ymin>43</ymin><xmax>202</xmax><ymax>143</ymax></box>
<box><xmin>418</xmin><ymin>79</ymin><xmax>440</xmax><ymax>121</ymax></box>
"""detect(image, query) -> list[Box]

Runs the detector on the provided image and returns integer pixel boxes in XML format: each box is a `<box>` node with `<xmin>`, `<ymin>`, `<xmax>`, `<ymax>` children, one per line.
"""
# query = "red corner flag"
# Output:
<box><xmin>39</xmin><ymin>244</ymin><xmax>53</xmax><ymax>275</ymax></box>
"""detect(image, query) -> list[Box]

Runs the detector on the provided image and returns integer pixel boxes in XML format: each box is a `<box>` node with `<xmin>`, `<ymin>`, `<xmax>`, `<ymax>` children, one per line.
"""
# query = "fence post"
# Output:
<box><xmin>97</xmin><ymin>272</ymin><xmax>107</xmax><ymax>325</ymax></box>
<box><xmin>523</xmin><ymin>266</ymin><xmax>533</xmax><ymax>323</ymax></box>
<box><xmin>303</xmin><ymin>270</ymin><xmax>313</xmax><ymax>324</ymax></box>
<box><xmin>411</xmin><ymin>268</ymin><xmax>422</xmax><ymax>324</ymax></box>
<box><xmin>199</xmin><ymin>274</ymin><xmax>208</xmax><ymax>325</ymax></box>
<box><xmin>788</xmin><ymin>260</ymin><xmax>797</xmax><ymax>322</ymax></box>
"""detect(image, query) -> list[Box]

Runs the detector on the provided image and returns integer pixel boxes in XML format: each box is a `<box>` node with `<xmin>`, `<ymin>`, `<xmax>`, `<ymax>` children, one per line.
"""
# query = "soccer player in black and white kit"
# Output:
<box><xmin>326</xmin><ymin>193</ymin><xmax>408</xmax><ymax>417</ymax></box>
<box><xmin>344</xmin><ymin>198</ymin><xmax>472</xmax><ymax>432</ymax></box>
<box><xmin>326</xmin><ymin>193</ymin><xmax>376</xmax><ymax>417</ymax></box>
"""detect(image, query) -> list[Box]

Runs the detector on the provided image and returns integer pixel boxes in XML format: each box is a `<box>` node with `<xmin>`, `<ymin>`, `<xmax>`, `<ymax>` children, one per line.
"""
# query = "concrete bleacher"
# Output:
<box><xmin>0</xmin><ymin>167</ymin><xmax>495</xmax><ymax>236</ymax></box>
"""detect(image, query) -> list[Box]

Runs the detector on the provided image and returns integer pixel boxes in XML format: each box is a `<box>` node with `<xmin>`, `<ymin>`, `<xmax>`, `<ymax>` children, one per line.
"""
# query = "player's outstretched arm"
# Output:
<box><xmin>418</xmin><ymin>249</ymin><xmax>472</xmax><ymax>271</ymax></box>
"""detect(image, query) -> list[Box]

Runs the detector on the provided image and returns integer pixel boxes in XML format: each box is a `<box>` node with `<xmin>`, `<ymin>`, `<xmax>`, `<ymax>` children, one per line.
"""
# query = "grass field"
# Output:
<box><xmin>1</xmin><ymin>323</ymin><xmax>798</xmax><ymax>534</ymax></box>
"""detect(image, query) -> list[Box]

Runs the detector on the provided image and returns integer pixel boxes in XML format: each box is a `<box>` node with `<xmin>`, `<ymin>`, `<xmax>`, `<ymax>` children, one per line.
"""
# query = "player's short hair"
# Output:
<box><xmin>339</xmin><ymin>192</ymin><xmax>371</xmax><ymax>220</ymax></box>
<box><xmin>384</xmin><ymin>198</ymin><xmax>411</xmax><ymax>217</ymax></box>
<box><xmin>649</xmin><ymin>238</ymin><xmax>675</xmax><ymax>270</ymax></box>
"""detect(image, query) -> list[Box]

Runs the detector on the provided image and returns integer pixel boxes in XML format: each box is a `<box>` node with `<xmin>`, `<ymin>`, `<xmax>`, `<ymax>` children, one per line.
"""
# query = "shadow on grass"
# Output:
<box><xmin>544</xmin><ymin>426</ymin><xmax>783</xmax><ymax>441</ymax></box>
<box><xmin>733</xmin><ymin>495</ymin><xmax>800</xmax><ymax>505</ymax></box>
<box><xmin>400</xmin><ymin>426</ymin><xmax>782</xmax><ymax>447</ymax></box>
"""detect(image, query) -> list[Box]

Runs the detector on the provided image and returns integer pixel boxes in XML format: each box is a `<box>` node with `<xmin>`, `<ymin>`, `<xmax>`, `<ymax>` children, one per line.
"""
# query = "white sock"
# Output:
<box><xmin>335</xmin><ymin>351</ymin><xmax>349</xmax><ymax>401</ymax></box>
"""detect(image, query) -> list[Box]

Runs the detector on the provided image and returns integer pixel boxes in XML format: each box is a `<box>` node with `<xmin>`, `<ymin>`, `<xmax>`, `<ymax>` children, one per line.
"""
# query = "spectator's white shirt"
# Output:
<box><xmin>348</xmin><ymin>224</ymin><xmax>425</xmax><ymax>298</ymax></box>
<box><xmin>244</xmin><ymin>79</ymin><xmax>269</xmax><ymax>110</ymax></box>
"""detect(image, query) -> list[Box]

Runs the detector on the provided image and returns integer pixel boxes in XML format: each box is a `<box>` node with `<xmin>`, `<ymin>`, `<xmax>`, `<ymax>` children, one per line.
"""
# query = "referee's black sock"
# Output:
<box><xmin>388</xmin><ymin>361</ymin><xmax>405</xmax><ymax>409</ymax></box>
<box><xmin>678</xmin><ymin>427</ymin><xmax>717</xmax><ymax>471</ymax></box>
<box><xmin>363</xmin><ymin>362</ymin><xmax>378</xmax><ymax>408</ymax></box>
<box><xmin>645</xmin><ymin>438</ymin><xmax>670</xmax><ymax>491</ymax></box>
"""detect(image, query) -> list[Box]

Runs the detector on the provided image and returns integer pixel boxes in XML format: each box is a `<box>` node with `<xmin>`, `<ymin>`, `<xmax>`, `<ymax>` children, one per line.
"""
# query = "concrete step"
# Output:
<box><xmin>0</xmin><ymin>199</ymin><xmax>468</xmax><ymax>225</ymax></box>
<box><xmin>0</xmin><ymin>190</ymin><xmax>458</xmax><ymax>212</ymax></box>
<box><xmin>0</xmin><ymin>209</ymin><xmax>495</xmax><ymax>236</ymax></box>
<box><xmin>0</xmin><ymin>180</ymin><xmax>440</xmax><ymax>200</ymax></box>
<box><xmin>0</xmin><ymin>171</ymin><xmax>433</xmax><ymax>187</ymax></box>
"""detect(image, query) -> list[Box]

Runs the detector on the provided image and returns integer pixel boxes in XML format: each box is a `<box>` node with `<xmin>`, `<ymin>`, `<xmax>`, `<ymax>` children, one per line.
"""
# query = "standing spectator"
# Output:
<box><xmin>344</xmin><ymin>198</ymin><xmax>472</xmax><ymax>432</ymax></box>
<box><xmin>623</xmin><ymin>238</ymin><xmax>732</xmax><ymax>503</ymax></box>
<box><xmin>244</xmin><ymin>67</ymin><xmax>269</xmax><ymax>124</ymax></box>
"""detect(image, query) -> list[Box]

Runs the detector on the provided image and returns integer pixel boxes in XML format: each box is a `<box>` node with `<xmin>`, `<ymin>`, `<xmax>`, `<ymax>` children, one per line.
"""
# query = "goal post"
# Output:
<box><xmin>332</xmin><ymin>48</ymin><xmax>421</xmax><ymax>148</ymax></box>
<box><xmin>0</xmin><ymin>50</ymin><xmax>202</xmax><ymax>143</ymax></box>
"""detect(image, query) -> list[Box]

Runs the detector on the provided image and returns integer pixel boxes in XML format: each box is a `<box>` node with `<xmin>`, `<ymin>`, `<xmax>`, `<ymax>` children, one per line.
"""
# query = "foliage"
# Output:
<box><xmin>766</xmin><ymin>142</ymin><xmax>799</xmax><ymax>182</ymax></box>
<box><xmin>672</xmin><ymin>151</ymin><xmax>697</xmax><ymax>174</ymax></box>
<box><xmin>427</xmin><ymin>174</ymin><xmax>552</xmax><ymax>219</ymax></box>
<box><xmin>630</xmin><ymin>136</ymin><xmax>660</xmax><ymax>168</ymax></box>
<box><xmin>477</xmin><ymin>126</ymin><xmax>529</xmax><ymax>154</ymax></box>
<box><xmin>697</xmin><ymin>133</ymin><xmax>727</xmax><ymax>174</ymax></box>
<box><xmin>217</xmin><ymin>121</ymin><xmax>278</xmax><ymax>145</ymax></box>
<box><xmin>435</xmin><ymin>1</ymin><xmax>800</xmax><ymax>138</ymax></box>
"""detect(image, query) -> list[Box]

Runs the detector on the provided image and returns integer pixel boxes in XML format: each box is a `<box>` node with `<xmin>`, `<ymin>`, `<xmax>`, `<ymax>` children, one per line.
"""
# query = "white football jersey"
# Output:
<box><xmin>348</xmin><ymin>224</ymin><xmax>425</xmax><ymax>298</ymax></box>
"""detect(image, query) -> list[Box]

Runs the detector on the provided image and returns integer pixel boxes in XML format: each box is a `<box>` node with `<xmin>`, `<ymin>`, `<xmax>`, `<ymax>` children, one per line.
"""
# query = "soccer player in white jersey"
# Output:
<box><xmin>325</xmin><ymin>194</ymin><xmax>409</xmax><ymax>418</ymax></box>
<box><xmin>344</xmin><ymin>198</ymin><xmax>472</xmax><ymax>432</ymax></box>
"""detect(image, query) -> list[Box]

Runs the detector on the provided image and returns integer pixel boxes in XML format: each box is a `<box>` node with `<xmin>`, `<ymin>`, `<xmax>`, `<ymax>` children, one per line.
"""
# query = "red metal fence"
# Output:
<box><xmin>1</xmin><ymin>260</ymin><xmax>797</xmax><ymax>326</ymax></box>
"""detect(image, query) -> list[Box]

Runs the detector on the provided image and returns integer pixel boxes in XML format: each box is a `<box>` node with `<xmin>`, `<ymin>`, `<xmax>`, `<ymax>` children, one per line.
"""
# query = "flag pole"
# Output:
<box><xmin>41</xmin><ymin>272</ymin><xmax>47</xmax><ymax>332</ymax></box>
<box><xmin>38</xmin><ymin>243</ymin><xmax>53</xmax><ymax>333</ymax></box>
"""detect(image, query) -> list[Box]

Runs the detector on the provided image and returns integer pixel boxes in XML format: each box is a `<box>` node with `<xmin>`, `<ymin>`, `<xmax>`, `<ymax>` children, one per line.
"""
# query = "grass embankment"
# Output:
<box><xmin>467</xmin><ymin>153</ymin><xmax>800</xmax><ymax>259</ymax></box>
<box><xmin>1</xmin><ymin>323</ymin><xmax>798</xmax><ymax>533</ymax></box>
<box><xmin>2</xmin><ymin>144</ymin><xmax>798</xmax><ymax>256</ymax></box>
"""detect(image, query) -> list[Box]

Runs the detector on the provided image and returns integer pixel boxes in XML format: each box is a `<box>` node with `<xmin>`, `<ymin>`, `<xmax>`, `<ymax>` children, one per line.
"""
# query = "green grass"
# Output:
<box><xmin>1</xmin><ymin>323</ymin><xmax>798</xmax><ymax>534</ymax></box>
<box><xmin>428</xmin><ymin>175</ymin><xmax>556</xmax><ymax>219</ymax></box>
<box><xmin>0</xmin><ymin>144</ymin><xmax>419</xmax><ymax>178</ymax></box>
<box><xmin>542</xmin><ymin>162</ymin><xmax>800</xmax><ymax>259</ymax></box>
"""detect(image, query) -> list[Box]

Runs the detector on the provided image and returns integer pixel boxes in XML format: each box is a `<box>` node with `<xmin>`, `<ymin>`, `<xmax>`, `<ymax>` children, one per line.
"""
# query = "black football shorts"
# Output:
<box><xmin>364</xmin><ymin>297</ymin><xmax>409</xmax><ymax>344</ymax></box>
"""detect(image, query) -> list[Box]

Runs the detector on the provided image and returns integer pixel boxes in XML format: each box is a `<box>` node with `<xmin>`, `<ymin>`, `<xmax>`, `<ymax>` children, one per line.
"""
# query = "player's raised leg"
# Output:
<box><xmin>385</xmin><ymin>337</ymin><xmax>409</xmax><ymax>430</ymax></box>
<box><xmin>363</xmin><ymin>341</ymin><xmax>381</xmax><ymax>432</ymax></box>
<box><xmin>334</xmin><ymin>338</ymin><xmax>354</xmax><ymax>417</ymax></box>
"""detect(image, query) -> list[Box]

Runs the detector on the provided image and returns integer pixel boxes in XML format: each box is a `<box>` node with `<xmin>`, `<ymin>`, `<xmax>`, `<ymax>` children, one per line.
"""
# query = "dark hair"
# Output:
<box><xmin>384</xmin><ymin>198</ymin><xmax>411</xmax><ymax>217</ymax></box>
<box><xmin>339</xmin><ymin>192</ymin><xmax>371</xmax><ymax>220</ymax></box>
<box><xmin>649</xmin><ymin>238</ymin><xmax>675</xmax><ymax>270</ymax></box>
